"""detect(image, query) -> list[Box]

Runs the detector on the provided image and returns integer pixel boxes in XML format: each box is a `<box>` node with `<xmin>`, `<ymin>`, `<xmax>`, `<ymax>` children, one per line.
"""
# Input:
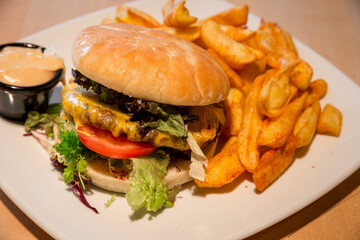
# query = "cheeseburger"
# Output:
<box><xmin>56</xmin><ymin>23</ymin><xmax>229</xmax><ymax>212</ymax></box>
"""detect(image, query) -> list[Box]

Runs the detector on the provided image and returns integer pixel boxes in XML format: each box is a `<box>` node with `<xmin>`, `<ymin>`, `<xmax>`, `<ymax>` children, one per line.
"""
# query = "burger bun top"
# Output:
<box><xmin>72</xmin><ymin>23</ymin><xmax>229</xmax><ymax>106</ymax></box>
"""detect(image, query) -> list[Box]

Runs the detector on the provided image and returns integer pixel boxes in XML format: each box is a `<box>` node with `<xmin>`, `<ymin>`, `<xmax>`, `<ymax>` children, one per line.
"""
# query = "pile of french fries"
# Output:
<box><xmin>102</xmin><ymin>1</ymin><xmax>343</xmax><ymax>192</ymax></box>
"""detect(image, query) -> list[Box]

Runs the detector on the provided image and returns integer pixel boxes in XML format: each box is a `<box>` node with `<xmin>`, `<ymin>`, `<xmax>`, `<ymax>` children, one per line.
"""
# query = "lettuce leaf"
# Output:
<box><xmin>187</xmin><ymin>131</ymin><xmax>208</xmax><ymax>181</ymax></box>
<box><xmin>54</xmin><ymin>130</ymin><xmax>96</xmax><ymax>183</ymax></box>
<box><xmin>105</xmin><ymin>194</ymin><xmax>117</xmax><ymax>208</ymax></box>
<box><xmin>24</xmin><ymin>103</ymin><xmax>62</xmax><ymax>137</ymax></box>
<box><xmin>141</xmin><ymin>112</ymin><xmax>187</xmax><ymax>138</ymax></box>
<box><xmin>126</xmin><ymin>150</ymin><xmax>173</xmax><ymax>212</ymax></box>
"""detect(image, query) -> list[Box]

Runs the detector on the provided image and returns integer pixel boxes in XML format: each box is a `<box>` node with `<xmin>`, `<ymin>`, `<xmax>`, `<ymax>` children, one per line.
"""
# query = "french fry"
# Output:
<box><xmin>253</xmin><ymin>135</ymin><xmax>298</xmax><ymax>191</ymax></box>
<box><xmin>266</xmin><ymin>48</ymin><xmax>300</xmax><ymax>69</ymax></box>
<box><xmin>279</xmin><ymin>27</ymin><xmax>298</xmax><ymax>57</ymax></box>
<box><xmin>257</xmin><ymin>66</ymin><xmax>298</xmax><ymax>118</ymax></box>
<box><xmin>255</xmin><ymin>20</ymin><xmax>298</xmax><ymax>56</ymax></box>
<box><xmin>317</xmin><ymin>104</ymin><xmax>342</xmax><ymax>137</ymax></box>
<box><xmin>237</xmin><ymin>58</ymin><xmax>267</xmax><ymax>93</ymax></box>
<box><xmin>106</xmin><ymin>3</ymin><xmax>343</xmax><ymax>192</ymax></box>
<box><xmin>193</xmin><ymin>37</ymin><xmax>207</xmax><ymax>49</ymax></box>
<box><xmin>116</xmin><ymin>5</ymin><xmax>161</xmax><ymax>28</ymax></box>
<box><xmin>259</xmin><ymin>83</ymin><xmax>297</xmax><ymax>119</ymax></box>
<box><xmin>254</xmin><ymin>20</ymin><xmax>300</xmax><ymax>69</ymax></box>
<box><xmin>257</xmin><ymin>91</ymin><xmax>308</xmax><ymax>149</ymax></box>
<box><xmin>249</xmin><ymin>47</ymin><xmax>265</xmax><ymax>60</ymax></box>
<box><xmin>237</xmin><ymin>74</ymin><xmax>265</xmax><ymax>172</ymax></box>
<box><xmin>156</xmin><ymin>25</ymin><xmax>200</xmax><ymax>41</ymax></box>
<box><xmin>101</xmin><ymin>18</ymin><xmax>117</xmax><ymax>24</ymax></box>
<box><xmin>293</xmin><ymin>101</ymin><xmax>321</xmax><ymax>148</ymax></box>
<box><xmin>304</xmin><ymin>79</ymin><xmax>328</xmax><ymax>108</ymax></box>
<box><xmin>195</xmin><ymin>137</ymin><xmax>245</xmax><ymax>188</ymax></box>
<box><xmin>263</xmin><ymin>21</ymin><xmax>298</xmax><ymax>57</ymax></box>
<box><xmin>290</xmin><ymin>60</ymin><xmax>313</xmax><ymax>90</ymax></box>
<box><xmin>207</xmin><ymin>48</ymin><xmax>245</xmax><ymax>89</ymax></box>
<box><xmin>200</xmin><ymin>20</ymin><xmax>257</xmax><ymax>69</ymax></box>
<box><xmin>219</xmin><ymin>25</ymin><xmax>256</xmax><ymax>42</ymax></box>
<box><xmin>162</xmin><ymin>0</ymin><xmax>197</xmax><ymax>27</ymax></box>
<box><xmin>222</xmin><ymin>88</ymin><xmax>245</xmax><ymax>138</ymax></box>
<box><xmin>252</xmin><ymin>25</ymin><xmax>277</xmax><ymax>53</ymax></box>
<box><xmin>198</xmin><ymin>5</ymin><xmax>249</xmax><ymax>26</ymax></box>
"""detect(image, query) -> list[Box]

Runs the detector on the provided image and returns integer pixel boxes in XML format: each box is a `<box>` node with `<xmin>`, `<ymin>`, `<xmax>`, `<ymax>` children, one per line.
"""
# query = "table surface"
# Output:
<box><xmin>0</xmin><ymin>0</ymin><xmax>359</xmax><ymax>239</ymax></box>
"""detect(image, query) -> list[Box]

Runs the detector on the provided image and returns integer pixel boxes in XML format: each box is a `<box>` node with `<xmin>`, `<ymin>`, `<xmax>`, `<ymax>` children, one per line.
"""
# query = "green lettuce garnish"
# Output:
<box><xmin>105</xmin><ymin>194</ymin><xmax>117</xmax><ymax>207</ymax></box>
<box><xmin>54</xmin><ymin>130</ymin><xmax>94</xmax><ymax>184</ymax></box>
<box><xmin>126</xmin><ymin>150</ymin><xmax>173</xmax><ymax>212</ymax></box>
<box><xmin>140</xmin><ymin>107</ymin><xmax>187</xmax><ymax>138</ymax></box>
<box><xmin>46</xmin><ymin>103</ymin><xmax>63</xmax><ymax>114</ymax></box>
<box><xmin>24</xmin><ymin>103</ymin><xmax>62</xmax><ymax>137</ymax></box>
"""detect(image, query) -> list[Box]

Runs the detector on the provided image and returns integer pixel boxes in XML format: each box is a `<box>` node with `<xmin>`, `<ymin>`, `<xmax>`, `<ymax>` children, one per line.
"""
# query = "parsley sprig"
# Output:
<box><xmin>54</xmin><ymin>130</ymin><xmax>94</xmax><ymax>185</ymax></box>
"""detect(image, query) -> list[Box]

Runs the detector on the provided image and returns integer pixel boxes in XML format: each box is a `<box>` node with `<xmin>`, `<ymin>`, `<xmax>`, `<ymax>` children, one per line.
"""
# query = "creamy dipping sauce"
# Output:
<box><xmin>0</xmin><ymin>46</ymin><xmax>64</xmax><ymax>87</ymax></box>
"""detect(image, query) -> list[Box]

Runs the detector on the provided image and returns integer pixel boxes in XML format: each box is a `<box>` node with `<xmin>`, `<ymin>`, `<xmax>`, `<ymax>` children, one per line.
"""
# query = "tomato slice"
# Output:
<box><xmin>76</xmin><ymin>124</ymin><xmax>156</xmax><ymax>159</ymax></box>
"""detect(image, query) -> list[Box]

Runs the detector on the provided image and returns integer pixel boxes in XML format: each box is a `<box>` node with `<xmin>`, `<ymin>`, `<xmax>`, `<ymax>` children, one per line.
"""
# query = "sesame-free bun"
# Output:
<box><xmin>72</xmin><ymin>23</ymin><xmax>229</xmax><ymax>106</ymax></box>
<box><xmin>86</xmin><ymin>158</ymin><xmax>192</xmax><ymax>193</ymax></box>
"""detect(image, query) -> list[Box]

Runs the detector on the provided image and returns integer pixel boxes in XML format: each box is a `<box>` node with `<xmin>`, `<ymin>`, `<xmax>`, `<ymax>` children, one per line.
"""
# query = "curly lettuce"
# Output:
<box><xmin>24</xmin><ymin>103</ymin><xmax>62</xmax><ymax>137</ymax></box>
<box><xmin>126</xmin><ymin>150</ymin><xmax>175</xmax><ymax>212</ymax></box>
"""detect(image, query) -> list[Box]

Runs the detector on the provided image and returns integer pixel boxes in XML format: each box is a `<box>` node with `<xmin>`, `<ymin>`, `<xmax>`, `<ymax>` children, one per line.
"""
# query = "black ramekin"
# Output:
<box><xmin>0</xmin><ymin>42</ymin><xmax>64</xmax><ymax>120</ymax></box>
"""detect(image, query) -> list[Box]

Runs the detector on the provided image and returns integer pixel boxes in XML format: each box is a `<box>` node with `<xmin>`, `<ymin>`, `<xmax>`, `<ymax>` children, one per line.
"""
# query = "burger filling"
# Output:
<box><xmin>27</xmin><ymin>70</ymin><xmax>225</xmax><ymax>212</ymax></box>
<box><xmin>62</xmin><ymin>69</ymin><xmax>225</xmax><ymax>151</ymax></box>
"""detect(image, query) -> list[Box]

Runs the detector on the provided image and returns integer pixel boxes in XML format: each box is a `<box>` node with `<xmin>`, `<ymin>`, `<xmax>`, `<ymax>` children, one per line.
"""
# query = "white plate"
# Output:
<box><xmin>1</xmin><ymin>0</ymin><xmax>360</xmax><ymax>239</ymax></box>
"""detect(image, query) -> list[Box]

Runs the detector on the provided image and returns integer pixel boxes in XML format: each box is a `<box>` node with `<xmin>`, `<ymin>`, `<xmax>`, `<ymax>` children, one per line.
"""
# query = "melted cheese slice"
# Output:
<box><xmin>61</xmin><ymin>83</ymin><xmax>224</xmax><ymax>150</ymax></box>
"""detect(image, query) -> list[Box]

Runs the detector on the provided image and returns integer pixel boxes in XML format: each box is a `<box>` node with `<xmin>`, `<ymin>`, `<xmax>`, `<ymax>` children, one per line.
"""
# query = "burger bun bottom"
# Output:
<box><xmin>86</xmin><ymin>158</ymin><xmax>192</xmax><ymax>193</ymax></box>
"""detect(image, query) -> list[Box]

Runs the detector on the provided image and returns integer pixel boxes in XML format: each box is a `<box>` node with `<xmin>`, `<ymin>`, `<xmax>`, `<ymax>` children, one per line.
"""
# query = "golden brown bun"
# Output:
<box><xmin>72</xmin><ymin>23</ymin><xmax>229</xmax><ymax>106</ymax></box>
<box><xmin>86</xmin><ymin>158</ymin><xmax>192</xmax><ymax>193</ymax></box>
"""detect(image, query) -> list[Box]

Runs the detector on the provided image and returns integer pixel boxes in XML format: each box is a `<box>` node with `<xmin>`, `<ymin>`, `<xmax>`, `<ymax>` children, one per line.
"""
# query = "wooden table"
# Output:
<box><xmin>0</xmin><ymin>0</ymin><xmax>359</xmax><ymax>239</ymax></box>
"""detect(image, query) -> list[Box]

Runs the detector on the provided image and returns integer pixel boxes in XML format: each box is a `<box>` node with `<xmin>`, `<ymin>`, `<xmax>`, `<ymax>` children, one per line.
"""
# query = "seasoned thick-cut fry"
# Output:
<box><xmin>265</xmin><ymin>84</ymin><xmax>297</xmax><ymax>118</ymax></box>
<box><xmin>304</xmin><ymin>79</ymin><xmax>328</xmax><ymax>108</ymax></box>
<box><xmin>195</xmin><ymin>137</ymin><xmax>245</xmax><ymax>188</ymax></box>
<box><xmin>255</xmin><ymin>20</ymin><xmax>298</xmax><ymax>56</ymax></box>
<box><xmin>200</xmin><ymin>21</ymin><xmax>257</xmax><ymax>69</ymax></box>
<box><xmin>198</xmin><ymin>5</ymin><xmax>249</xmax><ymax>26</ymax></box>
<box><xmin>254</xmin><ymin>20</ymin><xmax>300</xmax><ymax>69</ymax></box>
<box><xmin>249</xmin><ymin>47</ymin><xmax>265</xmax><ymax>60</ymax></box>
<box><xmin>116</xmin><ymin>5</ymin><xmax>161</xmax><ymax>28</ymax></box>
<box><xmin>207</xmin><ymin>48</ymin><xmax>245</xmax><ymax>89</ymax></box>
<box><xmin>101</xmin><ymin>18</ymin><xmax>117</xmax><ymax>24</ymax></box>
<box><xmin>219</xmin><ymin>25</ymin><xmax>256</xmax><ymax>42</ymax></box>
<box><xmin>253</xmin><ymin>135</ymin><xmax>298</xmax><ymax>191</ymax></box>
<box><xmin>222</xmin><ymin>88</ymin><xmax>245</xmax><ymax>138</ymax></box>
<box><xmin>317</xmin><ymin>104</ymin><xmax>342</xmax><ymax>137</ymax></box>
<box><xmin>253</xmin><ymin>24</ymin><xmax>277</xmax><ymax>53</ymax></box>
<box><xmin>156</xmin><ymin>25</ymin><xmax>200</xmax><ymax>41</ymax></box>
<box><xmin>162</xmin><ymin>0</ymin><xmax>197</xmax><ymax>27</ymax></box>
<box><xmin>290</xmin><ymin>60</ymin><xmax>313</xmax><ymax>90</ymax></box>
<box><xmin>293</xmin><ymin>101</ymin><xmax>321</xmax><ymax>148</ymax></box>
<box><xmin>264</xmin><ymin>21</ymin><xmax>298</xmax><ymax>57</ymax></box>
<box><xmin>266</xmin><ymin>48</ymin><xmax>300</xmax><ymax>69</ymax></box>
<box><xmin>237</xmin><ymin>58</ymin><xmax>267</xmax><ymax>93</ymax></box>
<box><xmin>257</xmin><ymin>67</ymin><xmax>298</xmax><ymax>118</ymax></box>
<box><xmin>257</xmin><ymin>92</ymin><xmax>308</xmax><ymax>148</ymax></box>
<box><xmin>237</xmin><ymin>74</ymin><xmax>265</xmax><ymax>172</ymax></box>
<box><xmin>193</xmin><ymin>37</ymin><xmax>207</xmax><ymax>49</ymax></box>
<box><xmin>278</xmin><ymin>27</ymin><xmax>298</xmax><ymax>57</ymax></box>
<box><xmin>108</xmin><ymin>4</ymin><xmax>342</xmax><ymax>193</ymax></box>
